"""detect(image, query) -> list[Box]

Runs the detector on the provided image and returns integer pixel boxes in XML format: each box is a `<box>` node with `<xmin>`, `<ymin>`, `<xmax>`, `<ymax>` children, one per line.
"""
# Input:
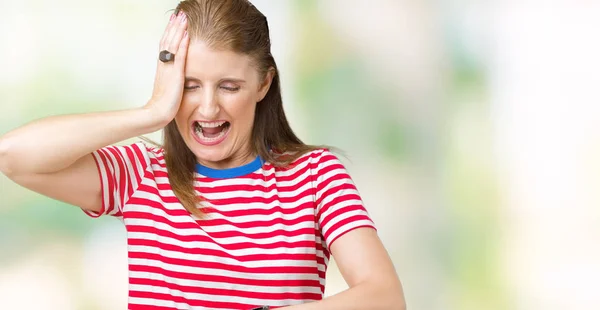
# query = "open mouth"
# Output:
<box><xmin>192</xmin><ymin>120</ymin><xmax>231</xmax><ymax>144</ymax></box>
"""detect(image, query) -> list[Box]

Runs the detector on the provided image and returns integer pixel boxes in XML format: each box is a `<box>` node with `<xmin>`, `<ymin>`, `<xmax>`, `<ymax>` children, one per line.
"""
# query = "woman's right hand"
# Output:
<box><xmin>0</xmin><ymin>10</ymin><xmax>191</xmax><ymax>214</ymax></box>
<box><xmin>144</xmin><ymin>10</ymin><xmax>190</xmax><ymax>126</ymax></box>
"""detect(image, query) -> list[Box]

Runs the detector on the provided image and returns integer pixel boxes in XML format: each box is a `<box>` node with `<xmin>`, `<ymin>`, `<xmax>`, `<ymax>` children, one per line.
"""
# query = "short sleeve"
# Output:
<box><xmin>83</xmin><ymin>142</ymin><xmax>151</xmax><ymax>218</ymax></box>
<box><xmin>313</xmin><ymin>150</ymin><xmax>376</xmax><ymax>251</ymax></box>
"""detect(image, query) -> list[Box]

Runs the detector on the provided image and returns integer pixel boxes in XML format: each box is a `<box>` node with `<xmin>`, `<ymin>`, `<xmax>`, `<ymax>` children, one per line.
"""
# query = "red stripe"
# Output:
<box><xmin>129</xmin><ymin>277</ymin><xmax>323</xmax><ymax>300</ymax></box>
<box><xmin>316</xmin><ymin>185</ymin><xmax>361</xmax><ymax>219</ymax></box>
<box><xmin>319</xmin><ymin>203</ymin><xmax>365</xmax><ymax>231</ymax></box>
<box><xmin>105</xmin><ymin>146</ymin><xmax>128</xmax><ymax>209</ymax></box>
<box><xmin>203</xmin><ymin>226</ymin><xmax>318</xmax><ymax>240</ymax></box>
<box><xmin>125</xmin><ymin>208</ymin><xmax>321</xmax><ymax>242</ymax></box>
<box><xmin>128</xmin><ymin>263</ymin><xmax>322</xmax><ymax>288</ymax></box>
<box><xmin>203</xmin><ymin>201</ymin><xmax>315</xmax><ymax>218</ymax></box>
<box><xmin>204</xmin><ymin>188</ymin><xmax>316</xmax><ymax>206</ymax></box>
<box><xmin>87</xmin><ymin>151</ymin><xmax>108</xmax><ymax>217</ymax></box>
<box><xmin>159</xmin><ymin>171</ymin><xmax>314</xmax><ymax>194</ymax></box>
<box><xmin>129</xmin><ymin>290</ymin><xmax>292</xmax><ymax>309</ymax></box>
<box><xmin>127</xmin><ymin>229</ymin><xmax>317</xmax><ymax>252</ymax></box>
<box><xmin>124</xmin><ymin>206</ymin><xmax>316</xmax><ymax>230</ymax></box>
<box><xmin>128</xmin><ymin>239</ymin><xmax>318</xmax><ymax>266</ymax></box>
<box><xmin>315</xmin><ymin>174</ymin><xmax>354</xmax><ymax>203</ymax></box>
<box><xmin>326</xmin><ymin>224</ymin><xmax>376</xmax><ymax>249</ymax></box>
<box><xmin>324</xmin><ymin>214</ymin><xmax>372</xmax><ymax>242</ymax></box>
<box><xmin>134</xmin><ymin>190</ymin><xmax>316</xmax><ymax>208</ymax></box>
<box><xmin>124</xmin><ymin>146</ymin><xmax>138</xmax><ymax>201</ymax></box>
<box><xmin>97</xmin><ymin>149</ymin><xmax>116</xmax><ymax>215</ymax></box>
<box><xmin>133</xmin><ymin>185</ymin><xmax>316</xmax><ymax>218</ymax></box>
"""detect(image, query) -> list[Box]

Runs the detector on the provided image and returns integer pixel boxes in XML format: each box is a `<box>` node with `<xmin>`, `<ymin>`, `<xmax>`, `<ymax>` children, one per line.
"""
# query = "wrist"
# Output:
<box><xmin>139</xmin><ymin>104</ymin><xmax>173</xmax><ymax>131</ymax></box>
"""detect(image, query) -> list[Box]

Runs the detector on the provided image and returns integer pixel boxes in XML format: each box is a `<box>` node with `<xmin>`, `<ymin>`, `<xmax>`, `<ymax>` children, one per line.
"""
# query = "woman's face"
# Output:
<box><xmin>175</xmin><ymin>40</ymin><xmax>272</xmax><ymax>169</ymax></box>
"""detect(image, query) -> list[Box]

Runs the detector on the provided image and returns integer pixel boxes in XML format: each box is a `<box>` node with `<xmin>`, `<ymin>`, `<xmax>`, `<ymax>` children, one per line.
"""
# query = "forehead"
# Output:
<box><xmin>184</xmin><ymin>40</ymin><xmax>256</xmax><ymax>79</ymax></box>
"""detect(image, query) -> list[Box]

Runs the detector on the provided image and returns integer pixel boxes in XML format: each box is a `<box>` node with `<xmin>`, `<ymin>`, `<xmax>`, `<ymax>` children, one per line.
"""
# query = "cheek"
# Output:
<box><xmin>174</xmin><ymin>99</ymin><xmax>194</xmax><ymax>130</ymax></box>
<box><xmin>176</xmin><ymin>96</ymin><xmax>197</xmax><ymax>116</ymax></box>
<box><xmin>222</xmin><ymin>94</ymin><xmax>257</xmax><ymax>122</ymax></box>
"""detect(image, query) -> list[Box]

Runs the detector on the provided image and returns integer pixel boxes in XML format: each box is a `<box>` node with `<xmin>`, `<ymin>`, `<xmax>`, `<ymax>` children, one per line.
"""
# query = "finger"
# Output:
<box><xmin>159</xmin><ymin>12</ymin><xmax>177</xmax><ymax>50</ymax></box>
<box><xmin>163</xmin><ymin>11</ymin><xmax>186</xmax><ymax>52</ymax></box>
<box><xmin>175</xmin><ymin>31</ymin><xmax>190</xmax><ymax>70</ymax></box>
<box><xmin>168</xmin><ymin>13</ymin><xmax>188</xmax><ymax>54</ymax></box>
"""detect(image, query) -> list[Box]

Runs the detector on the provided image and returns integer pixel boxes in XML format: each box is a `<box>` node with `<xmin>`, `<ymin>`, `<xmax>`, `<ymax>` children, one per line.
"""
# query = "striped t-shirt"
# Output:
<box><xmin>84</xmin><ymin>142</ymin><xmax>375</xmax><ymax>310</ymax></box>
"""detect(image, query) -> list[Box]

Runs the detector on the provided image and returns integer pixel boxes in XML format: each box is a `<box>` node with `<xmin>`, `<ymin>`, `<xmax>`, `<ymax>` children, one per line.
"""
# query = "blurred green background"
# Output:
<box><xmin>1</xmin><ymin>1</ymin><xmax>599</xmax><ymax>309</ymax></box>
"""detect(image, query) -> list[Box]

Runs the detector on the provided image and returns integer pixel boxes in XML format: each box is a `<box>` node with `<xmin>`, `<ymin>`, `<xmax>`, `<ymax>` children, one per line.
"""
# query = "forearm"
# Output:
<box><xmin>0</xmin><ymin>107</ymin><xmax>164</xmax><ymax>175</ymax></box>
<box><xmin>282</xmin><ymin>280</ymin><xmax>405</xmax><ymax>310</ymax></box>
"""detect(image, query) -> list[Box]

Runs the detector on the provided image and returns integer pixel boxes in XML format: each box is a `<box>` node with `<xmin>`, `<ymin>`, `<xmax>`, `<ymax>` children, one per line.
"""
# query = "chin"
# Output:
<box><xmin>191</xmin><ymin>147</ymin><xmax>231</xmax><ymax>165</ymax></box>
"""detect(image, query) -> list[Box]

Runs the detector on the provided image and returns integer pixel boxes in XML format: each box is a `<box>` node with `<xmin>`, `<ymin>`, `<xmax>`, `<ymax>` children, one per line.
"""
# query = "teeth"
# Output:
<box><xmin>196</xmin><ymin>121</ymin><xmax>226</xmax><ymax>128</ymax></box>
<box><xmin>194</xmin><ymin>124</ymin><xmax>228</xmax><ymax>141</ymax></box>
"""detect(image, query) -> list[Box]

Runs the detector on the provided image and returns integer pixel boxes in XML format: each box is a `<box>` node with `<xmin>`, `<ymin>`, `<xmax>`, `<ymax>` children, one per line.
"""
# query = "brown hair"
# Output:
<box><xmin>163</xmin><ymin>0</ymin><xmax>322</xmax><ymax>217</ymax></box>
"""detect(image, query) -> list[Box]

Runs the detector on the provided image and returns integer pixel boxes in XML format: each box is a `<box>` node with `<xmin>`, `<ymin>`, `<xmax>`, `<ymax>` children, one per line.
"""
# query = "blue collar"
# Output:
<box><xmin>195</xmin><ymin>156</ymin><xmax>263</xmax><ymax>179</ymax></box>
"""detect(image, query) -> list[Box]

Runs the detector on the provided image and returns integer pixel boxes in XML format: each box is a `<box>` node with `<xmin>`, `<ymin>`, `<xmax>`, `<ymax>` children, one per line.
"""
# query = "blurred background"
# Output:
<box><xmin>1</xmin><ymin>0</ymin><xmax>599</xmax><ymax>309</ymax></box>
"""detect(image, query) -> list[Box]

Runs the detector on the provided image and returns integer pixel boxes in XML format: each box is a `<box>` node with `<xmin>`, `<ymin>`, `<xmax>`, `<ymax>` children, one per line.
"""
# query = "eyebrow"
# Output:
<box><xmin>184</xmin><ymin>77</ymin><xmax>247</xmax><ymax>84</ymax></box>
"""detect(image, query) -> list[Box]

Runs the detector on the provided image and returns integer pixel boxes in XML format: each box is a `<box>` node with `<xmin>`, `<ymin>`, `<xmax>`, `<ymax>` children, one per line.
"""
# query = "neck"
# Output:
<box><xmin>197</xmin><ymin>147</ymin><xmax>256</xmax><ymax>170</ymax></box>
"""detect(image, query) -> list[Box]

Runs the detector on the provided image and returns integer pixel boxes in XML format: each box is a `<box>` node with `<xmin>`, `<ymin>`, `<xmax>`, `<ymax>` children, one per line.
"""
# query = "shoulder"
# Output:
<box><xmin>274</xmin><ymin>147</ymin><xmax>346</xmax><ymax>175</ymax></box>
<box><xmin>124</xmin><ymin>141</ymin><xmax>164</xmax><ymax>158</ymax></box>
<box><xmin>96</xmin><ymin>141</ymin><xmax>164</xmax><ymax>166</ymax></box>
<box><xmin>287</xmin><ymin>148</ymin><xmax>341</xmax><ymax>163</ymax></box>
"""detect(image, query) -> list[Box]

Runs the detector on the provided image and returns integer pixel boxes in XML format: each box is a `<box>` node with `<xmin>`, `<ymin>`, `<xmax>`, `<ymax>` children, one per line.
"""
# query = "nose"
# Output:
<box><xmin>196</xmin><ymin>88</ymin><xmax>220</xmax><ymax>119</ymax></box>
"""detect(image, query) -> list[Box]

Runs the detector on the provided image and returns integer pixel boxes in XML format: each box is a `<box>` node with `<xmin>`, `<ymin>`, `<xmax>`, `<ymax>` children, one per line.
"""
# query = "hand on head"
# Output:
<box><xmin>144</xmin><ymin>10</ymin><xmax>190</xmax><ymax>126</ymax></box>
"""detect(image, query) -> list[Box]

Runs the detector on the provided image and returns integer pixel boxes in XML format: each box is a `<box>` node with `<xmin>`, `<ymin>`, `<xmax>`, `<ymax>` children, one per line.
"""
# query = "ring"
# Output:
<box><xmin>159</xmin><ymin>50</ymin><xmax>175</xmax><ymax>63</ymax></box>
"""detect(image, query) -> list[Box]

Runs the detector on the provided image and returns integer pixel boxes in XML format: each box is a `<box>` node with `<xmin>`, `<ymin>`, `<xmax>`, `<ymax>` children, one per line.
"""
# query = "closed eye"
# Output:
<box><xmin>184</xmin><ymin>86</ymin><xmax>199</xmax><ymax>90</ymax></box>
<box><xmin>221</xmin><ymin>86</ymin><xmax>240</xmax><ymax>92</ymax></box>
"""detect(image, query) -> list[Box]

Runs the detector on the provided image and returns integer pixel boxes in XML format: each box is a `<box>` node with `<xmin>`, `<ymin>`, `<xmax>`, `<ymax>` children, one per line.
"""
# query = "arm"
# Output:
<box><xmin>0</xmin><ymin>108</ymin><xmax>164</xmax><ymax>175</ymax></box>
<box><xmin>278</xmin><ymin>150</ymin><xmax>405</xmax><ymax>309</ymax></box>
<box><xmin>0</xmin><ymin>109</ymin><xmax>165</xmax><ymax>212</ymax></box>
<box><xmin>0</xmin><ymin>12</ymin><xmax>190</xmax><ymax>212</ymax></box>
<box><xmin>281</xmin><ymin>228</ymin><xmax>406</xmax><ymax>310</ymax></box>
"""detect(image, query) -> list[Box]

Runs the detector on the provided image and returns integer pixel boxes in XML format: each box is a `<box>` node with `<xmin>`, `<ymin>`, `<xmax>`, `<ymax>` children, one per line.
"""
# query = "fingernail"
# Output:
<box><xmin>184</xmin><ymin>31</ymin><xmax>188</xmax><ymax>38</ymax></box>
<box><xmin>170</xmin><ymin>13</ymin><xmax>175</xmax><ymax>22</ymax></box>
<box><xmin>180</xmin><ymin>14</ymin><xmax>187</xmax><ymax>23</ymax></box>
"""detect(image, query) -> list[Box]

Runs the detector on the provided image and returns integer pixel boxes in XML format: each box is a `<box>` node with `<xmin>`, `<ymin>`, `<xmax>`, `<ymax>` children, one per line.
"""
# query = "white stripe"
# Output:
<box><xmin>129</xmin><ymin>244</ymin><xmax>317</xmax><ymax>268</ymax></box>
<box><xmin>319</xmin><ymin>190</ymin><xmax>362</xmax><ymax>211</ymax></box>
<box><xmin>125</xmin><ymin>193</ymin><xmax>316</xmax><ymax>224</ymax></box>
<box><xmin>321</xmin><ymin>208</ymin><xmax>369</xmax><ymax>236</ymax></box>
<box><xmin>194</xmin><ymin>204</ymin><xmax>316</xmax><ymax>223</ymax></box>
<box><xmin>123</xmin><ymin>202</ymin><xmax>194</xmax><ymax>224</ymax></box>
<box><xmin>318</xmin><ymin>198</ymin><xmax>364</xmax><ymax>223</ymax></box>
<box><xmin>124</xmin><ymin>216</ymin><xmax>320</xmax><ymax>238</ymax></box>
<box><xmin>90</xmin><ymin>151</ymin><xmax>111</xmax><ymax>216</ymax></box>
<box><xmin>198</xmin><ymin>195</ymin><xmax>315</xmax><ymax>213</ymax></box>
<box><xmin>128</xmin><ymin>257</ymin><xmax>319</xmax><ymax>282</ymax></box>
<box><xmin>316</xmin><ymin>166</ymin><xmax>351</xmax><ymax>186</ymax></box>
<box><xmin>129</xmin><ymin>270</ymin><xmax>323</xmax><ymax>295</ymax></box>
<box><xmin>128</xmin><ymin>283</ymin><xmax>315</xmax><ymax>307</ymax></box>
<box><xmin>120</xmin><ymin>145</ymin><xmax>143</xmax><ymax>205</ymax></box>
<box><xmin>201</xmin><ymin>220</ymin><xmax>318</xmax><ymax>236</ymax></box>
<box><xmin>125</xmin><ymin>218</ymin><xmax>316</xmax><ymax>246</ymax></box>
<box><xmin>197</xmin><ymin>180</ymin><xmax>314</xmax><ymax>200</ymax></box>
<box><xmin>324</xmin><ymin>219</ymin><xmax>375</xmax><ymax>247</ymax></box>
<box><xmin>102</xmin><ymin>148</ymin><xmax>123</xmax><ymax>214</ymax></box>
<box><xmin>128</xmin><ymin>231</ymin><xmax>317</xmax><ymax>256</ymax></box>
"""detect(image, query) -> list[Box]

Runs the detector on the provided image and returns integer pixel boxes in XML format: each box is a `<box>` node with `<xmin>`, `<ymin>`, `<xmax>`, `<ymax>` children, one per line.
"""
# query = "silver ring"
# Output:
<box><xmin>159</xmin><ymin>50</ymin><xmax>175</xmax><ymax>63</ymax></box>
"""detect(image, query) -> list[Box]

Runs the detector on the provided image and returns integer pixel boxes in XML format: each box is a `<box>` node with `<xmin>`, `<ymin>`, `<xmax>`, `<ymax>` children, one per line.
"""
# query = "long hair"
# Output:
<box><xmin>163</xmin><ymin>0</ymin><xmax>322</xmax><ymax>217</ymax></box>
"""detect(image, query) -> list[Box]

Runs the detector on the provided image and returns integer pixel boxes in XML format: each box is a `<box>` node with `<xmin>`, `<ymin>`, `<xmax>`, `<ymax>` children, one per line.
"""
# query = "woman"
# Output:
<box><xmin>0</xmin><ymin>0</ymin><xmax>405</xmax><ymax>309</ymax></box>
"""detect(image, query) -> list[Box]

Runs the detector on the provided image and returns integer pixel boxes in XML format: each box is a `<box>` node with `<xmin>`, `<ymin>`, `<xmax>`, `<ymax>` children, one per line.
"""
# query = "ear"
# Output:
<box><xmin>256</xmin><ymin>68</ymin><xmax>275</xmax><ymax>102</ymax></box>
